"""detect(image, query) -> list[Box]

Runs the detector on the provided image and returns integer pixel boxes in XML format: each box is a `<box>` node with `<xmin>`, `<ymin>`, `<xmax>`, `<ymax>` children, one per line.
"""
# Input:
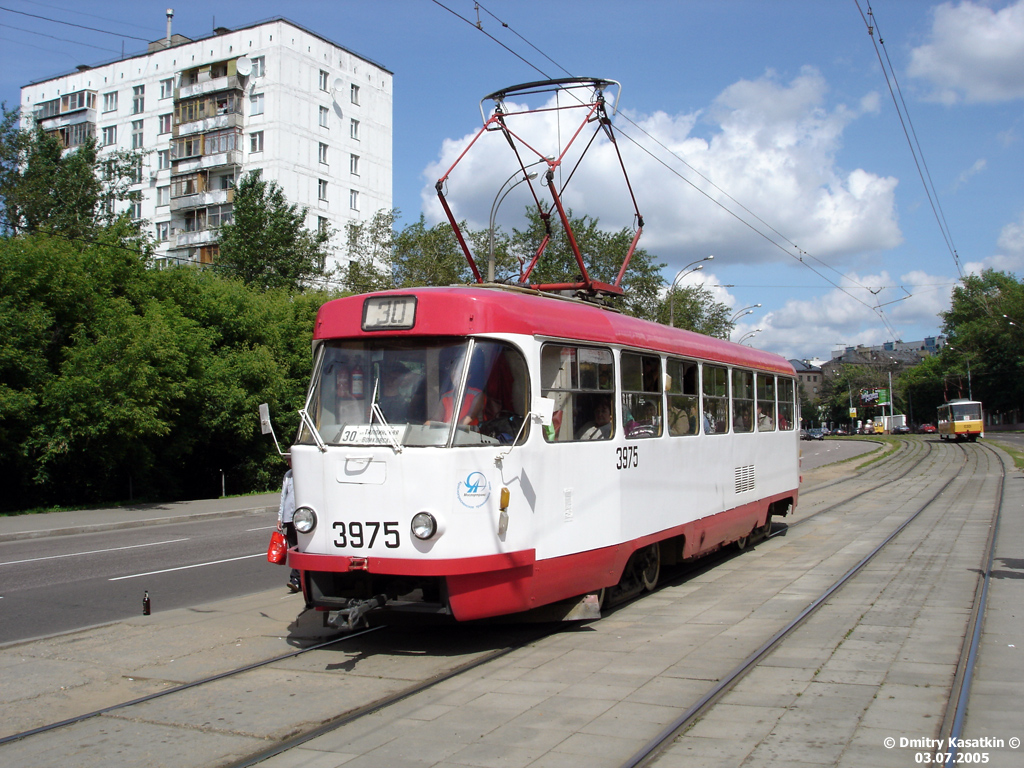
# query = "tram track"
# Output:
<box><xmin>0</xmin><ymin>439</ymin><xmax>1006</xmax><ymax>768</ymax></box>
<box><xmin>622</xmin><ymin>440</ymin><xmax>1006</xmax><ymax>768</ymax></box>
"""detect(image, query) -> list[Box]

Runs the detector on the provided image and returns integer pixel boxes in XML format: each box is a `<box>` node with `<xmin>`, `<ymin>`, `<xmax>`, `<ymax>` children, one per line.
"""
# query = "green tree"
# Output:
<box><xmin>0</xmin><ymin>104</ymin><xmax>142</xmax><ymax>239</ymax></box>
<box><xmin>341</xmin><ymin>208</ymin><xmax>397</xmax><ymax>293</ymax></box>
<box><xmin>216</xmin><ymin>169</ymin><xmax>332</xmax><ymax>290</ymax></box>
<box><xmin>941</xmin><ymin>269</ymin><xmax>1024</xmax><ymax>419</ymax></box>
<box><xmin>655</xmin><ymin>284</ymin><xmax>734</xmax><ymax>338</ymax></box>
<box><xmin>509</xmin><ymin>207</ymin><xmax>666</xmax><ymax>319</ymax></box>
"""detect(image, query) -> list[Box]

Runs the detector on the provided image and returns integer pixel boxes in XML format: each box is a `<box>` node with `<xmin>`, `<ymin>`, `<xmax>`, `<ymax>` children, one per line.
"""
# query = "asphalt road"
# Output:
<box><xmin>799</xmin><ymin>436</ymin><xmax>879</xmax><ymax>469</ymax></box>
<box><xmin>0</xmin><ymin>511</ymin><xmax>287</xmax><ymax>644</ymax></box>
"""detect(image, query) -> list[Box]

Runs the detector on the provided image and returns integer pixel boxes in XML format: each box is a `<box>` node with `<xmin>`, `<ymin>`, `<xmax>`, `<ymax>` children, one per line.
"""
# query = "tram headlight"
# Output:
<box><xmin>292</xmin><ymin>507</ymin><xmax>317</xmax><ymax>534</ymax></box>
<box><xmin>411</xmin><ymin>512</ymin><xmax>438</xmax><ymax>541</ymax></box>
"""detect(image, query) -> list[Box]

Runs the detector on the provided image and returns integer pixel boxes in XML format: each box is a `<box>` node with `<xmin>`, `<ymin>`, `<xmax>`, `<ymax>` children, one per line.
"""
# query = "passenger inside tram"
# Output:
<box><xmin>576</xmin><ymin>396</ymin><xmax>614</xmax><ymax>440</ymax></box>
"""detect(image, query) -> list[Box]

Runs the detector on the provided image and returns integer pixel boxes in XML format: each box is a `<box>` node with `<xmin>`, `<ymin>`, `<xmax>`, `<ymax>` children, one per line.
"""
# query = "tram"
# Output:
<box><xmin>280</xmin><ymin>286</ymin><xmax>801</xmax><ymax>626</ymax></box>
<box><xmin>937</xmin><ymin>398</ymin><xmax>984</xmax><ymax>442</ymax></box>
<box><xmin>270</xmin><ymin>77</ymin><xmax>800</xmax><ymax>627</ymax></box>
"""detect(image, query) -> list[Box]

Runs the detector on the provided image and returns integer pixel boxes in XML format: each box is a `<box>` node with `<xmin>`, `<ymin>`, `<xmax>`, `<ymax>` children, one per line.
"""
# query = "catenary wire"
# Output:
<box><xmin>435</xmin><ymin>0</ymin><xmax>905</xmax><ymax>339</ymax></box>
<box><xmin>0</xmin><ymin>4</ymin><xmax>152</xmax><ymax>41</ymax></box>
<box><xmin>854</xmin><ymin>0</ymin><xmax>964</xmax><ymax>279</ymax></box>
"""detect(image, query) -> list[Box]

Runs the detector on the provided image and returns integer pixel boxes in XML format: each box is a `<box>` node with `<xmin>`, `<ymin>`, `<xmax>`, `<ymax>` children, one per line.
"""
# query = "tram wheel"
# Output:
<box><xmin>735</xmin><ymin>534</ymin><xmax>749</xmax><ymax>551</ymax></box>
<box><xmin>638</xmin><ymin>544</ymin><xmax>661</xmax><ymax>591</ymax></box>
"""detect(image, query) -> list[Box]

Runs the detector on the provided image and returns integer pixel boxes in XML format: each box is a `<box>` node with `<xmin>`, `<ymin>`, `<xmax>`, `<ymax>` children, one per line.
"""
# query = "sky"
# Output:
<box><xmin>3</xmin><ymin>0</ymin><xmax>1023</xmax><ymax>361</ymax></box>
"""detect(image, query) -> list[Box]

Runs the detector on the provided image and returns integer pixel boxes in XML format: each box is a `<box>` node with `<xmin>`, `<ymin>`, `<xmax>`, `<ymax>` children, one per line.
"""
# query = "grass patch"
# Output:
<box><xmin>1</xmin><ymin>489</ymin><xmax>277</xmax><ymax>518</ymax></box>
<box><xmin>986</xmin><ymin>439</ymin><xmax>1024</xmax><ymax>471</ymax></box>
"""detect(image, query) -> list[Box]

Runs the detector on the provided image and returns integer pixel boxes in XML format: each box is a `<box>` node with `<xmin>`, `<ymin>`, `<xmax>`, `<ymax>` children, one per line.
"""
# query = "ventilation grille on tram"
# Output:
<box><xmin>734</xmin><ymin>465</ymin><xmax>756</xmax><ymax>494</ymax></box>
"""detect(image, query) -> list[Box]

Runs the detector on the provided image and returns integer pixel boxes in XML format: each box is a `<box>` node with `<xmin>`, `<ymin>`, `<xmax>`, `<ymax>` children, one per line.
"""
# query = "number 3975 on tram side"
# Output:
<box><xmin>279</xmin><ymin>285</ymin><xmax>800</xmax><ymax>627</ymax></box>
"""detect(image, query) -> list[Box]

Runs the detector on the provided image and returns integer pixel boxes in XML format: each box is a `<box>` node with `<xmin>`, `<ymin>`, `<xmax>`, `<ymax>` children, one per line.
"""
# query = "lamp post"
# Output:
<box><xmin>946</xmin><ymin>345</ymin><xmax>973</xmax><ymax>401</ymax></box>
<box><xmin>669</xmin><ymin>255</ymin><xmax>714</xmax><ymax>327</ymax></box>
<box><xmin>488</xmin><ymin>167</ymin><xmax>540</xmax><ymax>283</ymax></box>
<box><xmin>738</xmin><ymin>328</ymin><xmax>762</xmax><ymax>345</ymax></box>
<box><xmin>729</xmin><ymin>303</ymin><xmax>761</xmax><ymax>324</ymax></box>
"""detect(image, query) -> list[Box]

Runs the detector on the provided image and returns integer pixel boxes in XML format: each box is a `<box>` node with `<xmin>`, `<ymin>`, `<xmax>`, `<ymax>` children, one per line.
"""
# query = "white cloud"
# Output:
<box><xmin>746</xmin><ymin>269</ymin><xmax>955</xmax><ymax>360</ymax></box>
<box><xmin>909</xmin><ymin>0</ymin><xmax>1024</xmax><ymax>104</ymax></box>
<box><xmin>953</xmin><ymin>158</ymin><xmax>987</xmax><ymax>190</ymax></box>
<box><xmin>420</xmin><ymin>69</ymin><xmax>901</xmax><ymax>271</ymax></box>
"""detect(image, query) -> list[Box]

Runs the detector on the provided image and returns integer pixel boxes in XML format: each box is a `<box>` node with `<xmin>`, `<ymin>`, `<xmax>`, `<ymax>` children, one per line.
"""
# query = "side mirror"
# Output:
<box><xmin>259</xmin><ymin>403</ymin><xmax>273</xmax><ymax>435</ymax></box>
<box><xmin>531</xmin><ymin>396</ymin><xmax>555</xmax><ymax>427</ymax></box>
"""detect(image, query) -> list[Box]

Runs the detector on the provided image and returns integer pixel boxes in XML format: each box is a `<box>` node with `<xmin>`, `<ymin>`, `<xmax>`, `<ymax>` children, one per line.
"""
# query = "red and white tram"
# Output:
<box><xmin>284</xmin><ymin>286</ymin><xmax>800</xmax><ymax>625</ymax></box>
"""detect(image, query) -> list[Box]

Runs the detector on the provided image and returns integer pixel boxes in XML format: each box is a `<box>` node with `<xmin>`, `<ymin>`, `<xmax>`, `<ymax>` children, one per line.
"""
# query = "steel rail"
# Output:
<box><xmin>0</xmin><ymin>624</ymin><xmax>384</xmax><ymax>747</ymax></box>
<box><xmin>621</xmin><ymin>441</ymin><xmax>985</xmax><ymax>768</ymax></box>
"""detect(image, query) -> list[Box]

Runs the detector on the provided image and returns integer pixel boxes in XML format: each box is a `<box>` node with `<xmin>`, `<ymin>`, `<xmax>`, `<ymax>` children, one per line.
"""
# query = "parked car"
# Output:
<box><xmin>834</xmin><ymin>427</ymin><xmax>849</xmax><ymax>436</ymax></box>
<box><xmin>918</xmin><ymin>424</ymin><xmax>937</xmax><ymax>434</ymax></box>
<box><xmin>807</xmin><ymin>428</ymin><xmax>825</xmax><ymax>440</ymax></box>
<box><xmin>893</xmin><ymin>425</ymin><xmax>911</xmax><ymax>434</ymax></box>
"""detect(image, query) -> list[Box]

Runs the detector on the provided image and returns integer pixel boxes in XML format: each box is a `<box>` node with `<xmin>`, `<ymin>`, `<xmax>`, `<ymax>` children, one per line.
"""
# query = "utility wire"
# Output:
<box><xmin>21</xmin><ymin>0</ymin><xmax>159</xmax><ymax>35</ymax></box>
<box><xmin>0</xmin><ymin>4</ymin><xmax>152</xmax><ymax>41</ymax></box>
<box><xmin>854</xmin><ymin>0</ymin><xmax>964</xmax><ymax>279</ymax></box>
<box><xmin>0</xmin><ymin>21</ymin><xmax>122</xmax><ymax>53</ymax></box>
<box><xmin>437</xmin><ymin>0</ymin><xmax>903</xmax><ymax>338</ymax></box>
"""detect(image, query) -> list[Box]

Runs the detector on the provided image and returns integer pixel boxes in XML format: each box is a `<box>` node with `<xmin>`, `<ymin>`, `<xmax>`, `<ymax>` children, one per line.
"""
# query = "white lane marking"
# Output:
<box><xmin>0</xmin><ymin>538</ymin><xmax>190</xmax><ymax>567</ymax></box>
<box><xmin>109</xmin><ymin>553</ymin><xmax>264</xmax><ymax>581</ymax></box>
<box><xmin>247</xmin><ymin>525</ymin><xmax>278</xmax><ymax>531</ymax></box>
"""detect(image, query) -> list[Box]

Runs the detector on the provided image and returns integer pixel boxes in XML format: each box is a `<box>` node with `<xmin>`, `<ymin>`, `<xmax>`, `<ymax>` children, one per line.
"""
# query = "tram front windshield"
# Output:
<box><xmin>951</xmin><ymin>402</ymin><xmax>982</xmax><ymax>421</ymax></box>
<box><xmin>297</xmin><ymin>337</ymin><xmax>528</xmax><ymax>448</ymax></box>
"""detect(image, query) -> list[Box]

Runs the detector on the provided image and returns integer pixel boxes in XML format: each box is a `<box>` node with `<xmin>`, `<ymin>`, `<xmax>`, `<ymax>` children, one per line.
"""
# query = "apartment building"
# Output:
<box><xmin>20</xmin><ymin>16</ymin><xmax>392</xmax><ymax>271</ymax></box>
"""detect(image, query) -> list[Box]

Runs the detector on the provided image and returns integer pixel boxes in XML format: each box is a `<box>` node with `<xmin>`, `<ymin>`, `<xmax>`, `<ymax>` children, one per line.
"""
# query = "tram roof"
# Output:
<box><xmin>315</xmin><ymin>287</ymin><xmax>794</xmax><ymax>375</ymax></box>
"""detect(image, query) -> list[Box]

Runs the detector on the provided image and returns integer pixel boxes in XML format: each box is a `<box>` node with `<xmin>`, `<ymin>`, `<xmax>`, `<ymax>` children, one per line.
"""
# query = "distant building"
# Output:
<box><xmin>789</xmin><ymin>359</ymin><xmax>823</xmax><ymax>401</ymax></box>
<box><xmin>20</xmin><ymin>16</ymin><xmax>392</xmax><ymax>272</ymax></box>
<box><xmin>830</xmin><ymin>336</ymin><xmax>945</xmax><ymax>362</ymax></box>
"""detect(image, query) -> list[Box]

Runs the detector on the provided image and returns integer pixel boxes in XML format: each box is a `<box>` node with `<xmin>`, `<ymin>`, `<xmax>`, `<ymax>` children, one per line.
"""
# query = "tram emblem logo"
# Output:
<box><xmin>457</xmin><ymin>471</ymin><xmax>491</xmax><ymax>508</ymax></box>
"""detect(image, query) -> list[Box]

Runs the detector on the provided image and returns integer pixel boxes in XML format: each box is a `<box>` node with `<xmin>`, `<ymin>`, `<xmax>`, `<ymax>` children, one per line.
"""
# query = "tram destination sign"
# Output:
<box><xmin>362</xmin><ymin>296</ymin><xmax>417</xmax><ymax>331</ymax></box>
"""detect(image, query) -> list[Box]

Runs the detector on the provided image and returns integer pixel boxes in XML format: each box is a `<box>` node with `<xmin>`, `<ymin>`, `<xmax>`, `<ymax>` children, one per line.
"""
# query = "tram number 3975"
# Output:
<box><xmin>332</xmin><ymin>521</ymin><xmax>400</xmax><ymax>549</ymax></box>
<box><xmin>616</xmin><ymin>446</ymin><xmax>639</xmax><ymax>470</ymax></box>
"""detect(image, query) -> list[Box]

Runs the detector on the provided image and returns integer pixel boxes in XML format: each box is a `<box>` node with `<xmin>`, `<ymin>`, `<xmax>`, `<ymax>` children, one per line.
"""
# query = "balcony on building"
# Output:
<box><xmin>176</xmin><ymin>58</ymin><xmax>245</xmax><ymax>101</ymax></box>
<box><xmin>171</xmin><ymin>187</ymin><xmax>234</xmax><ymax>212</ymax></box>
<box><xmin>173</xmin><ymin>91</ymin><xmax>244</xmax><ymax>137</ymax></box>
<box><xmin>34</xmin><ymin>90</ymin><xmax>98</xmax><ymax>148</ymax></box>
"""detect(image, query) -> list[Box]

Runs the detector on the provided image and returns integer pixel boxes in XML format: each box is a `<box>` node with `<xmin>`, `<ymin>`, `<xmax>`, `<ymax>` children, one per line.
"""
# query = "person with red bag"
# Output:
<box><xmin>277</xmin><ymin>456</ymin><xmax>301</xmax><ymax>592</ymax></box>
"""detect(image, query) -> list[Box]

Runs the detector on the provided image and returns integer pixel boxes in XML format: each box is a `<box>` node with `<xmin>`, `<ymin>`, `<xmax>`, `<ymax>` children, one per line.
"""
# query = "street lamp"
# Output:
<box><xmin>488</xmin><ymin>166</ymin><xmax>540</xmax><ymax>282</ymax></box>
<box><xmin>737</xmin><ymin>328</ymin><xmax>762</xmax><ymax>344</ymax></box>
<box><xmin>730</xmin><ymin>303</ymin><xmax>761</xmax><ymax>323</ymax></box>
<box><xmin>669</xmin><ymin>255</ymin><xmax>714</xmax><ymax>327</ymax></box>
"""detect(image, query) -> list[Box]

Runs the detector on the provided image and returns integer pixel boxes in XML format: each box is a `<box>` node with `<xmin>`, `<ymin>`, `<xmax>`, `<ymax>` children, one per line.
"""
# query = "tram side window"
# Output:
<box><xmin>777</xmin><ymin>377</ymin><xmax>795</xmax><ymax>430</ymax></box>
<box><xmin>451</xmin><ymin>340</ymin><xmax>530</xmax><ymax>446</ymax></box>
<box><xmin>757</xmin><ymin>373</ymin><xmax>776</xmax><ymax>431</ymax></box>
<box><xmin>703</xmin><ymin>364</ymin><xmax>730</xmax><ymax>434</ymax></box>
<box><xmin>732</xmin><ymin>369</ymin><xmax>754</xmax><ymax>433</ymax></box>
<box><xmin>621</xmin><ymin>352</ymin><xmax>663</xmax><ymax>439</ymax></box>
<box><xmin>666</xmin><ymin>358</ymin><xmax>699</xmax><ymax>436</ymax></box>
<box><xmin>540</xmin><ymin>344</ymin><xmax>615</xmax><ymax>442</ymax></box>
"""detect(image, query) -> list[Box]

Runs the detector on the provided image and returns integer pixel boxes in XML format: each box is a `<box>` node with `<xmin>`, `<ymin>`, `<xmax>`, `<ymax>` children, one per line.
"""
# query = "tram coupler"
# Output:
<box><xmin>328</xmin><ymin>594</ymin><xmax>388</xmax><ymax>631</ymax></box>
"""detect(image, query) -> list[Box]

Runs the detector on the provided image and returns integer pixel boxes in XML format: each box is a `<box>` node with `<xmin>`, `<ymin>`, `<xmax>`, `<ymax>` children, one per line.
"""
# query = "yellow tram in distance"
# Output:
<box><xmin>937</xmin><ymin>398</ymin><xmax>984</xmax><ymax>442</ymax></box>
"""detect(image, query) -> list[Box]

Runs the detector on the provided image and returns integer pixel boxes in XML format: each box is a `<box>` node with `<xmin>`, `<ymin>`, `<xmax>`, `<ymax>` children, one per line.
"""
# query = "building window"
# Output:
<box><xmin>156</xmin><ymin>221</ymin><xmax>170</xmax><ymax>241</ymax></box>
<box><xmin>350</xmin><ymin>84</ymin><xmax>360</xmax><ymax>104</ymax></box>
<box><xmin>349</xmin><ymin>153</ymin><xmax>359</xmax><ymax>175</ymax></box>
<box><xmin>250</xmin><ymin>130</ymin><xmax>264</xmax><ymax>153</ymax></box>
<box><xmin>318</xmin><ymin>216</ymin><xmax>328</xmax><ymax>234</ymax></box>
<box><xmin>159</xmin><ymin>78</ymin><xmax>173</xmax><ymax>99</ymax></box>
<box><xmin>157</xmin><ymin>149</ymin><xmax>170</xmax><ymax>170</ymax></box>
<box><xmin>156</xmin><ymin>186</ymin><xmax>170</xmax><ymax>207</ymax></box>
<box><xmin>318</xmin><ymin>142</ymin><xmax>328</xmax><ymax>164</ymax></box>
<box><xmin>101</xmin><ymin>126</ymin><xmax>117</xmax><ymax>146</ymax></box>
<box><xmin>131</xmin><ymin>119</ymin><xmax>144</xmax><ymax>149</ymax></box>
<box><xmin>102</xmin><ymin>91</ymin><xmax>118</xmax><ymax>113</ymax></box>
<box><xmin>319</xmin><ymin>70</ymin><xmax>329</xmax><ymax>91</ymax></box>
<box><xmin>349</xmin><ymin>189</ymin><xmax>359</xmax><ymax>210</ymax></box>
<box><xmin>251</xmin><ymin>56</ymin><xmax>265</xmax><ymax>77</ymax></box>
<box><xmin>130</xmin><ymin>201</ymin><xmax>142</xmax><ymax>220</ymax></box>
<box><xmin>158</xmin><ymin>114</ymin><xmax>172</xmax><ymax>134</ymax></box>
<box><xmin>250</xmin><ymin>93</ymin><xmax>264</xmax><ymax>116</ymax></box>
<box><xmin>318</xmin><ymin>179</ymin><xmax>329</xmax><ymax>201</ymax></box>
<box><xmin>130</xmin><ymin>158</ymin><xmax>143</xmax><ymax>184</ymax></box>
<box><xmin>350</xmin><ymin>118</ymin><xmax>359</xmax><ymax>140</ymax></box>
<box><xmin>132</xmin><ymin>85</ymin><xmax>144</xmax><ymax>114</ymax></box>
<box><xmin>319</xmin><ymin>105</ymin><xmax>329</xmax><ymax>128</ymax></box>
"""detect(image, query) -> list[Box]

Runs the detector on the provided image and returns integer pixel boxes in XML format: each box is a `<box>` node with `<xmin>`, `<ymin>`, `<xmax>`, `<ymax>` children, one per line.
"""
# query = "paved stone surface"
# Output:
<box><xmin>1</xmin><ymin>440</ymin><xmax>1020</xmax><ymax>768</ymax></box>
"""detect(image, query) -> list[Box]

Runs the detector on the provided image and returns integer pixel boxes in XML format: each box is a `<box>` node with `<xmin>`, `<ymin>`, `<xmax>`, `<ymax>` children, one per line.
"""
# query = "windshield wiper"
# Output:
<box><xmin>369</xmin><ymin>377</ymin><xmax>403</xmax><ymax>453</ymax></box>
